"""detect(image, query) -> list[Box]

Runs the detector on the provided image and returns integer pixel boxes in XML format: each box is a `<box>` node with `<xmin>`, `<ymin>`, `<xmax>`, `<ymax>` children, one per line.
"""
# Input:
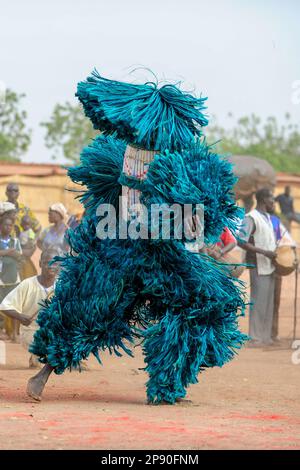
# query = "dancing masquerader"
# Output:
<box><xmin>27</xmin><ymin>70</ymin><xmax>247</xmax><ymax>404</ymax></box>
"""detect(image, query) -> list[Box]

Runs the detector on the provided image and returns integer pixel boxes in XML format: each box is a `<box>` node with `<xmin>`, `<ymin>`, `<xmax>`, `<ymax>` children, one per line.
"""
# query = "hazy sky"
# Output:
<box><xmin>1</xmin><ymin>0</ymin><xmax>300</xmax><ymax>163</ymax></box>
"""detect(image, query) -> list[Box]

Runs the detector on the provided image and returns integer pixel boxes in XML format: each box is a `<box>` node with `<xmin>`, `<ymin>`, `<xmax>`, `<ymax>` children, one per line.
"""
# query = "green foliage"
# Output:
<box><xmin>205</xmin><ymin>113</ymin><xmax>300</xmax><ymax>174</ymax></box>
<box><xmin>41</xmin><ymin>102</ymin><xmax>97</xmax><ymax>162</ymax></box>
<box><xmin>41</xmin><ymin>104</ymin><xmax>300</xmax><ymax>173</ymax></box>
<box><xmin>0</xmin><ymin>89</ymin><xmax>31</xmax><ymax>162</ymax></box>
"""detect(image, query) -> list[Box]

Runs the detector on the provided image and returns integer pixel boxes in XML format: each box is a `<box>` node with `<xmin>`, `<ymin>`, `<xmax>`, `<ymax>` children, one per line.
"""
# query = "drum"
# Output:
<box><xmin>274</xmin><ymin>245</ymin><xmax>299</xmax><ymax>276</ymax></box>
<box><xmin>221</xmin><ymin>250</ymin><xmax>245</xmax><ymax>278</ymax></box>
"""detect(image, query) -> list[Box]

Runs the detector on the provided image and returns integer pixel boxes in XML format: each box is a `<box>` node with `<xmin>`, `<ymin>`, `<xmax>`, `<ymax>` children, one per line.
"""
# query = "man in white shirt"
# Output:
<box><xmin>0</xmin><ymin>249</ymin><xmax>60</xmax><ymax>367</ymax></box>
<box><xmin>238</xmin><ymin>188</ymin><xmax>277</xmax><ymax>347</ymax></box>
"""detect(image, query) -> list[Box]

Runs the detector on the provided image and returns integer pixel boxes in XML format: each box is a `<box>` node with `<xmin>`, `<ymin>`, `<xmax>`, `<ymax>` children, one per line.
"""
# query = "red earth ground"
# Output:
<box><xmin>0</xmin><ymin>270</ymin><xmax>300</xmax><ymax>450</ymax></box>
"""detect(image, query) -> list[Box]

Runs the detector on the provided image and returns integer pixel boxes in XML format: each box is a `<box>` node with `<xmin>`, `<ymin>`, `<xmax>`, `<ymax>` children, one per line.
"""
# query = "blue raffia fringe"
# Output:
<box><xmin>30</xmin><ymin>70</ymin><xmax>248</xmax><ymax>404</ymax></box>
<box><xmin>68</xmin><ymin>134</ymin><xmax>125</xmax><ymax>215</ymax></box>
<box><xmin>76</xmin><ymin>70</ymin><xmax>208</xmax><ymax>152</ymax></box>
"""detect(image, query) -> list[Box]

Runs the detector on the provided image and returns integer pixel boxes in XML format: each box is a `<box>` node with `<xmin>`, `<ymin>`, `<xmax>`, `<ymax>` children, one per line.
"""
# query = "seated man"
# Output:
<box><xmin>0</xmin><ymin>249</ymin><xmax>59</xmax><ymax>368</ymax></box>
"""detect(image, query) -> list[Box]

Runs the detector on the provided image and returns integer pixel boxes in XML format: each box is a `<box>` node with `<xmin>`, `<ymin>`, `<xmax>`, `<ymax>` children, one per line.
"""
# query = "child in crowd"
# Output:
<box><xmin>19</xmin><ymin>215</ymin><xmax>37</xmax><ymax>280</ymax></box>
<box><xmin>19</xmin><ymin>215</ymin><xmax>36</xmax><ymax>247</ymax></box>
<box><xmin>0</xmin><ymin>216</ymin><xmax>22</xmax><ymax>340</ymax></box>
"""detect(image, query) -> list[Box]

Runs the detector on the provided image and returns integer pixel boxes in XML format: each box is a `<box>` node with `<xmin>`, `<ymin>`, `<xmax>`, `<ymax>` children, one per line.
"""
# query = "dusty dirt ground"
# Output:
<box><xmin>1</xmin><ymin>271</ymin><xmax>300</xmax><ymax>450</ymax></box>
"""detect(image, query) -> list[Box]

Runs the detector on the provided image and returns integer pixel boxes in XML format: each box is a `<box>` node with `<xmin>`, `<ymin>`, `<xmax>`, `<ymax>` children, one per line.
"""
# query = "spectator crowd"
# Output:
<box><xmin>0</xmin><ymin>182</ymin><xmax>82</xmax><ymax>355</ymax></box>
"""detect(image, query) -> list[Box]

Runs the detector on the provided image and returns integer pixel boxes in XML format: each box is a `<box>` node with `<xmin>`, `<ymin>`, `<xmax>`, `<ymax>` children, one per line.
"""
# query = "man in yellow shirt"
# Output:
<box><xmin>6</xmin><ymin>183</ymin><xmax>41</xmax><ymax>236</ymax></box>
<box><xmin>0</xmin><ymin>248</ymin><xmax>59</xmax><ymax>367</ymax></box>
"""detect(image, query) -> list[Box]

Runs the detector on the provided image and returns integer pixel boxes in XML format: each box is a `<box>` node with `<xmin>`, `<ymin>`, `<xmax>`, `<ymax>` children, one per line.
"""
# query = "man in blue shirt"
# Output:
<box><xmin>276</xmin><ymin>186</ymin><xmax>300</xmax><ymax>225</ymax></box>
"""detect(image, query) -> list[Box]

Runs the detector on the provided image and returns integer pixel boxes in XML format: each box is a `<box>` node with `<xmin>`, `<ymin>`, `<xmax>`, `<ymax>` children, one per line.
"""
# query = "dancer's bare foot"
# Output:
<box><xmin>26</xmin><ymin>377</ymin><xmax>43</xmax><ymax>401</ymax></box>
<box><xmin>26</xmin><ymin>363</ymin><xmax>54</xmax><ymax>401</ymax></box>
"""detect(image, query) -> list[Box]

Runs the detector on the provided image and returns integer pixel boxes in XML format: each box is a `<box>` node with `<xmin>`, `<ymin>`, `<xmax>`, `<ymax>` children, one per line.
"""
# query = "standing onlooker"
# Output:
<box><xmin>268</xmin><ymin>211</ymin><xmax>297</xmax><ymax>343</ymax></box>
<box><xmin>0</xmin><ymin>249</ymin><xmax>60</xmax><ymax>368</ymax></box>
<box><xmin>37</xmin><ymin>203</ymin><xmax>69</xmax><ymax>253</ymax></box>
<box><xmin>275</xmin><ymin>186</ymin><xmax>300</xmax><ymax>226</ymax></box>
<box><xmin>238</xmin><ymin>188</ymin><xmax>277</xmax><ymax>347</ymax></box>
<box><xmin>6</xmin><ymin>182</ymin><xmax>41</xmax><ymax>236</ymax></box>
<box><xmin>0</xmin><ymin>216</ymin><xmax>22</xmax><ymax>340</ymax></box>
<box><xmin>19</xmin><ymin>215</ymin><xmax>38</xmax><ymax>280</ymax></box>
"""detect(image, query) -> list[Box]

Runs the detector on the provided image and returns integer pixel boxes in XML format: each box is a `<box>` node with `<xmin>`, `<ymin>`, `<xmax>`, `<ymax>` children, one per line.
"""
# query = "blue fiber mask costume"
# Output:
<box><xmin>30</xmin><ymin>70</ymin><xmax>247</xmax><ymax>404</ymax></box>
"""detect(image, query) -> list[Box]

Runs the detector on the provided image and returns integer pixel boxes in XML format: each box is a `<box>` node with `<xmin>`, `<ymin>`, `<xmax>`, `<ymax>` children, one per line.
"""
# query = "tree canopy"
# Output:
<box><xmin>0</xmin><ymin>89</ymin><xmax>31</xmax><ymax>162</ymax></box>
<box><xmin>41</xmin><ymin>102</ymin><xmax>300</xmax><ymax>174</ymax></box>
<box><xmin>205</xmin><ymin>113</ymin><xmax>300</xmax><ymax>174</ymax></box>
<box><xmin>41</xmin><ymin>102</ymin><xmax>96</xmax><ymax>162</ymax></box>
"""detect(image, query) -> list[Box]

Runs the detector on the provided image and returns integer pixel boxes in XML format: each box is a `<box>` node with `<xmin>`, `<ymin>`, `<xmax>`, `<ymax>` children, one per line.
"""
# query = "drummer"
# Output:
<box><xmin>238</xmin><ymin>188</ymin><xmax>277</xmax><ymax>347</ymax></box>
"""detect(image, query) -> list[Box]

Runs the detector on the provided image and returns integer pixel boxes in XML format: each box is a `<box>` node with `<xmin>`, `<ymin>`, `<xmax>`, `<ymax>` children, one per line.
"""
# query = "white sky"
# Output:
<box><xmin>1</xmin><ymin>0</ymin><xmax>300</xmax><ymax>163</ymax></box>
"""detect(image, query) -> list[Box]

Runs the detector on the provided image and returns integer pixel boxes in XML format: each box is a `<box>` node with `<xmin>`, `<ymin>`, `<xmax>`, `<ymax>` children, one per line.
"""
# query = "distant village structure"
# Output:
<box><xmin>0</xmin><ymin>163</ymin><xmax>82</xmax><ymax>227</ymax></box>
